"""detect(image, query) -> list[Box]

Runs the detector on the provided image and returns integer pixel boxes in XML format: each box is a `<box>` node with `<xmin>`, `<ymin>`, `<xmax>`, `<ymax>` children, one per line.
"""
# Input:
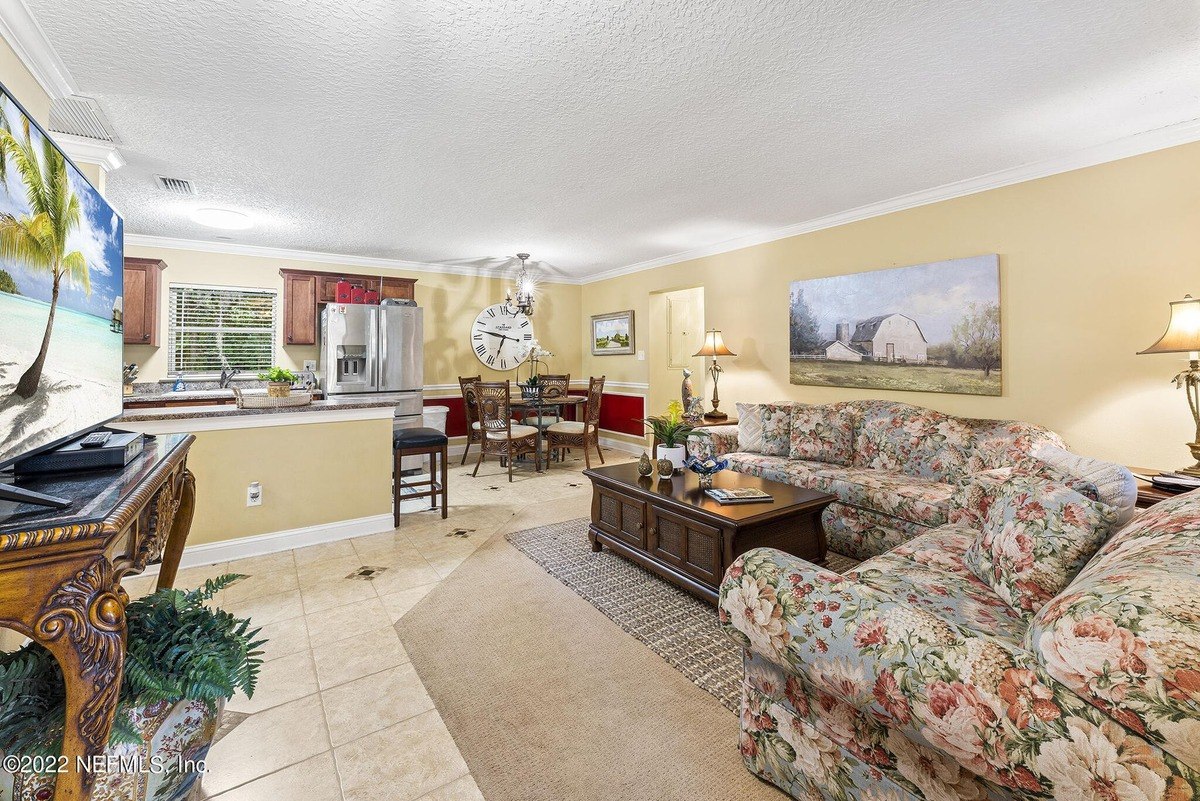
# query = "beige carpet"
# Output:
<box><xmin>396</xmin><ymin>507</ymin><xmax>782</xmax><ymax>801</ymax></box>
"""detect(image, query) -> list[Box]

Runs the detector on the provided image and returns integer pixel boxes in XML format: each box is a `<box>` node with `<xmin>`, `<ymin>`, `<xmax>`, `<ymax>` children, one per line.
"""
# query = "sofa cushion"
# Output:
<box><xmin>1027</xmin><ymin>490</ymin><xmax>1200</xmax><ymax>771</ymax></box>
<box><xmin>851</xmin><ymin>400</ymin><xmax>978</xmax><ymax>482</ymax></box>
<box><xmin>848</xmin><ymin>525</ymin><xmax>1029</xmax><ymax>647</ymax></box>
<box><xmin>965</xmin><ymin>466</ymin><xmax>1118</xmax><ymax>619</ymax></box>
<box><xmin>962</xmin><ymin>418</ymin><xmax>1066</xmax><ymax>474</ymax></box>
<box><xmin>760</xmin><ymin>403</ymin><xmax>797</xmax><ymax>457</ymax></box>
<box><xmin>812</xmin><ymin>467</ymin><xmax>954</xmax><ymax>527</ymax></box>
<box><xmin>822</xmin><ymin>503</ymin><xmax>931</xmax><ymax>561</ymax></box>
<box><xmin>788</xmin><ymin>402</ymin><xmax>859</xmax><ymax>465</ymax></box>
<box><xmin>726</xmin><ymin>452</ymin><xmax>826</xmax><ymax>488</ymax></box>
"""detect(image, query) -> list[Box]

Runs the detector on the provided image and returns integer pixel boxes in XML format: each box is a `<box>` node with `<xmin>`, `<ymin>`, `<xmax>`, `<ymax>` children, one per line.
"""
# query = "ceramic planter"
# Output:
<box><xmin>658</xmin><ymin>445</ymin><xmax>687</xmax><ymax>473</ymax></box>
<box><xmin>3</xmin><ymin>699</ymin><xmax>222</xmax><ymax>801</ymax></box>
<box><xmin>266</xmin><ymin>382</ymin><xmax>291</xmax><ymax>398</ymax></box>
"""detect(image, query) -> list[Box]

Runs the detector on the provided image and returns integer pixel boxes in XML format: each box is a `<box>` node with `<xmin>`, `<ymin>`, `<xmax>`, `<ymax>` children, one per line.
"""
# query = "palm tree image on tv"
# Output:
<box><xmin>0</xmin><ymin>110</ymin><xmax>91</xmax><ymax>398</ymax></box>
<box><xmin>0</xmin><ymin>86</ymin><xmax>123</xmax><ymax>466</ymax></box>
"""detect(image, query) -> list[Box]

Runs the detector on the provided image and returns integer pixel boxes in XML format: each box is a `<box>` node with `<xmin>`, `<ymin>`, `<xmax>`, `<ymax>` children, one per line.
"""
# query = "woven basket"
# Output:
<box><xmin>233</xmin><ymin>388</ymin><xmax>313</xmax><ymax>409</ymax></box>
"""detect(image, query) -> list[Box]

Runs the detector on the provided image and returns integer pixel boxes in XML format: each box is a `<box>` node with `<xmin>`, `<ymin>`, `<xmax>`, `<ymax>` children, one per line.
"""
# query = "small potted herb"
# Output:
<box><xmin>257</xmin><ymin>366</ymin><xmax>297</xmax><ymax>398</ymax></box>
<box><xmin>0</xmin><ymin>576</ymin><xmax>265</xmax><ymax>801</ymax></box>
<box><xmin>642</xmin><ymin>401</ymin><xmax>694</xmax><ymax>473</ymax></box>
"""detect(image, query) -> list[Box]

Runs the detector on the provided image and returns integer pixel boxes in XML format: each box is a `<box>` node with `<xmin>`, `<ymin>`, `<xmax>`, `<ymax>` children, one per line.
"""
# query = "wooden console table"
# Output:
<box><xmin>0</xmin><ymin>433</ymin><xmax>196</xmax><ymax>801</ymax></box>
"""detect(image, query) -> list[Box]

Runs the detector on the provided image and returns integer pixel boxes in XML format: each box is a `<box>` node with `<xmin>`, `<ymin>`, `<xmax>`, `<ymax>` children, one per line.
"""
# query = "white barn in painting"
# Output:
<box><xmin>850</xmin><ymin>314</ymin><xmax>928</xmax><ymax>363</ymax></box>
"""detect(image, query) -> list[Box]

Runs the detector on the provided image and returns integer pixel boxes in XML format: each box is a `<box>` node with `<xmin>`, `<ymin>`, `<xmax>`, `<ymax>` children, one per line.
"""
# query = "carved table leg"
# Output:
<box><xmin>5</xmin><ymin>556</ymin><xmax>128</xmax><ymax>801</ymax></box>
<box><xmin>155</xmin><ymin>468</ymin><xmax>196</xmax><ymax>591</ymax></box>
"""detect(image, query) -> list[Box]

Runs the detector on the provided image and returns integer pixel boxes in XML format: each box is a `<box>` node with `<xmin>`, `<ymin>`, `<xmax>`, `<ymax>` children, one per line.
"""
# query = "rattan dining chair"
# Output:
<box><xmin>522</xmin><ymin>373</ymin><xmax>570</xmax><ymax>430</ymax></box>
<box><xmin>472</xmin><ymin>381</ymin><xmax>542</xmax><ymax>481</ymax></box>
<box><xmin>545</xmin><ymin>376</ymin><xmax>605</xmax><ymax>469</ymax></box>
<box><xmin>458</xmin><ymin>375</ymin><xmax>482</xmax><ymax>465</ymax></box>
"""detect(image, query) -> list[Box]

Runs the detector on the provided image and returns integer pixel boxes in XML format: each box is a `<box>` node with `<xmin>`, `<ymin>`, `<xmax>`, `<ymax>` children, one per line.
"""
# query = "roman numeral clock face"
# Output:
<box><xmin>471</xmin><ymin>303</ymin><xmax>533</xmax><ymax>370</ymax></box>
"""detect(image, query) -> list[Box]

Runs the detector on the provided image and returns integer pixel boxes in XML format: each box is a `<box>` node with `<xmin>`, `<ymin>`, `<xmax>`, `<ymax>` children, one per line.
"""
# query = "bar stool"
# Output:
<box><xmin>393</xmin><ymin>427</ymin><xmax>449</xmax><ymax>526</ymax></box>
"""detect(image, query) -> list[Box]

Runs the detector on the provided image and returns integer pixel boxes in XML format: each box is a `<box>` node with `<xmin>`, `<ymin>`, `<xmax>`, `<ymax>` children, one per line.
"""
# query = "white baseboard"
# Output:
<box><xmin>142</xmin><ymin>512</ymin><xmax>394</xmax><ymax>575</ymax></box>
<box><xmin>146</xmin><ymin>437</ymin><xmax>642</xmax><ymax>575</ymax></box>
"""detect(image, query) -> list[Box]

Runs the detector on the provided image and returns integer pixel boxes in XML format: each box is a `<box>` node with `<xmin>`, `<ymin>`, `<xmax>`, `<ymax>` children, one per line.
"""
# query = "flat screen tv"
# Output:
<box><xmin>0</xmin><ymin>81</ymin><xmax>124</xmax><ymax>501</ymax></box>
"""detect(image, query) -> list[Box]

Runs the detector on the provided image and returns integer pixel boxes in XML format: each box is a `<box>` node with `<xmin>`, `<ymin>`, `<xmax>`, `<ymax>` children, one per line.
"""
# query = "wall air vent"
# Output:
<box><xmin>48</xmin><ymin>96</ymin><xmax>116</xmax><ymax>142</ymax></box>
<box><xmin>156</xmin><ymin>175</ymin><xmax>196</xmax><ymax>196</ymax></box>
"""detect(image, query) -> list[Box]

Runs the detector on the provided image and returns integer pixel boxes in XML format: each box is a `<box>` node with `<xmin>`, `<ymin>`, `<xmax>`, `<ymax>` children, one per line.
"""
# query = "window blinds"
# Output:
<box><xmin>167</xmin><ymin>285</ymin><xmax>277</xmax><ymax>374</ymax></box>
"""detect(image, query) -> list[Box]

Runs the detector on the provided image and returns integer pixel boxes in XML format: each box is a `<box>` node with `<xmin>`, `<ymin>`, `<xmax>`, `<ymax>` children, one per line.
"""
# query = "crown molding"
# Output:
<box><xmin>123</xmin><ymin>233</ymin><xmax>582</xmax><ymax>283</ymax></box>
<box><xmin>583</xmin><ymin>117</ymin><xmax>1200</xmax><ymax>284</ymax></box>
<box><xmin>0</xmin><ymin>0</ymin><xmax>77</xmax><ymax>99</ymax></box>
<box><xmin>54</xmin><ymin>131</ymin><xmax>125</xmax><ymax>172</ymax></box>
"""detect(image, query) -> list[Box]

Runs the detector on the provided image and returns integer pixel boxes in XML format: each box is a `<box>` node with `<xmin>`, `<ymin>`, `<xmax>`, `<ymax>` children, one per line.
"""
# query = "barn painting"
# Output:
<box><xmin>789</xmin><ymin>255</ymin><xmax>1001</xmax><ymax>396</ymax></box>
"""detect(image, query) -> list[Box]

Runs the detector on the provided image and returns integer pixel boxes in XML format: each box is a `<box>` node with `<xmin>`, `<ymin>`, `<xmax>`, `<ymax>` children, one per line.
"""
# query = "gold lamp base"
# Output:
<box><xmin>1180</xmin><ymin>442</ymin><xmax>1200</xmax><ymax>478</ymax></box>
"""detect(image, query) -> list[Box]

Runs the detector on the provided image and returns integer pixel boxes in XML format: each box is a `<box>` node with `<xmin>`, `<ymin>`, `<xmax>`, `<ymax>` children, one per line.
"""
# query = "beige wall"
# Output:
<box><xmin>116</xmin><ymin>419</ymin><xmax>395</xmax><ymax>546</ymax></box>
<box><xmin>583</xmin><ymin>142</ymin><xmax>1200</xmax><ymax>468</ymax></box>
<box><xmin>0</xmin><ymin>38</ymin><xmax>49</xmax><ymax>124</ymax></box>
<box><xmin>123</xmin><ymin>244</ymin><xmax>582</xmax><ymax>388</ymax></box>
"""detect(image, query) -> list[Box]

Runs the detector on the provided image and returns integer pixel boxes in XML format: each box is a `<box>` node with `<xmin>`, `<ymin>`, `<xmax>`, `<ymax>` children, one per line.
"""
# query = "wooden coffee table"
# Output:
<box><xmin>583</xmin><ymin>463</ymin><xmax>836</xmax><ymax>603</ymax></box>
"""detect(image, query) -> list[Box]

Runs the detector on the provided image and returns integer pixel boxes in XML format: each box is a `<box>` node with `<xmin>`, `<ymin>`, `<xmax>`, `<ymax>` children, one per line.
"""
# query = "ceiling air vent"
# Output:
<box><xmin>48</xmin><ymin>96</ymin><xmax>115</xmax><ymax>142</ymax></box>
<box><xmin>156</xmin><ymin>175</ymin><xmax>196</xmax><ymax>196</ymax></box>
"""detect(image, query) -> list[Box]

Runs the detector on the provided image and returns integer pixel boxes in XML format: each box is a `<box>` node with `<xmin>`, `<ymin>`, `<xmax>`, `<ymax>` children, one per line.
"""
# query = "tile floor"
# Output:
<box><xmin>121</xmin><ymin>447</ymin><xmax>635</xmax><ymax>801</ymax></box>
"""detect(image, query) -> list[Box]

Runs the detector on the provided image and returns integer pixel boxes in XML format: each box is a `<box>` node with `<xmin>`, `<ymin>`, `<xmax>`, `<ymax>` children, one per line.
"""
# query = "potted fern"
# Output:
<box><xmin>642</xmin><ymin>400</ymin><xmax>695</xmax><ymax>473</ymax></box>
<box><xmin>0</xmin><ymin>576</ymin><xmax>264</xmax><ymax>801</ymax></box>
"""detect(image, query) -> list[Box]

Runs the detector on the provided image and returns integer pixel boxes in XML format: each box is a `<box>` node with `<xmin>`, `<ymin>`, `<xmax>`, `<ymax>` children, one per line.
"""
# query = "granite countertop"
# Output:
<box><xmin>119</xmin><ymin>392</ymin><xmax>412</xmax><ymax>423</ymax></box>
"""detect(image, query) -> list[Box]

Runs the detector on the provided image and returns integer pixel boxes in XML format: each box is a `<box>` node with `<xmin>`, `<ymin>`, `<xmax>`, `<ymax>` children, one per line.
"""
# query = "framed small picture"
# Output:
<box><xmin>591</xmin><ymin>310</ymin><xmax>635</xmax><ymax>355</ymax></box>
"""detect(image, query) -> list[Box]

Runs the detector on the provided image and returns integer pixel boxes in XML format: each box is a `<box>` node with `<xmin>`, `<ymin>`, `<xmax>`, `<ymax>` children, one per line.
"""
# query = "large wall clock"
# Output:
<box><xmin>471</xmin><ymin>303</ymin><xmax>533</xmax><ymax>371</ymax></box>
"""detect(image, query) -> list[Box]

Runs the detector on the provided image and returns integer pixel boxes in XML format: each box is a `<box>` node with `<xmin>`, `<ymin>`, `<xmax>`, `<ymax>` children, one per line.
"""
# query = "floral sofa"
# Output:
<box><xmin>689</xmin><ymin>400</ymin><xmax>1081</xmax><ymax>560</ymax></box>
<box><xmin>717</xmin><ymin>472</ymin><xmax>1200</xmax><ymax>801</ymax></box>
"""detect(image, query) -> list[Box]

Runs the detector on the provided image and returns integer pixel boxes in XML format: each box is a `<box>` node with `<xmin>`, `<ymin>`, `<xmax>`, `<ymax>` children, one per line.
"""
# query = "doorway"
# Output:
<box><xmin>648</xmin><ymin>287</ymin><xmax>706</xmax><ymax>418</ymax></box>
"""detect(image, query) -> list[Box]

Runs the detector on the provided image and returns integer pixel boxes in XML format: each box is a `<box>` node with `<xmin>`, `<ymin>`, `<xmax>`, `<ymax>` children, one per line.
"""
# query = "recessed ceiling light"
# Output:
<box><xmin>192</xmin><ymin>207</ymin><xmax>253</xmax><ymax>230</ymax></box>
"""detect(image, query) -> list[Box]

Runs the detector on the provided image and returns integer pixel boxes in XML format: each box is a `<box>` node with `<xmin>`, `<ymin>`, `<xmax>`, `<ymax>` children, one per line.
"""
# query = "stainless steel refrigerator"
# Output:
<box><xmin>319</xmin><ymin>302</ymin><xmax>425</xmax><ymax>460</ymax></box>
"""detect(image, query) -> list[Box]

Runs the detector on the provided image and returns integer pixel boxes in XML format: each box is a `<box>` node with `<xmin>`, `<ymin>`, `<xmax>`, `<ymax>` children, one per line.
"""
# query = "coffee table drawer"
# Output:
<box><xmin>648</xmin><ymin>505</ymin><xmax>722</xmax><ymax>586</ymax></box>
<box><xmin>595</xmin><ymin>486</ymin><xmax>646</xmax><ymax>550</ymax></box>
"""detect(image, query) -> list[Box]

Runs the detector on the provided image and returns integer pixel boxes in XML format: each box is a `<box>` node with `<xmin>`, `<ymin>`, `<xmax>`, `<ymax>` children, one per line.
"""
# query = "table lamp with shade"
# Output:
<box><xmin>694</xmin><ymin>329</ymin><xmax>736</xmax><ymax>421</ymax></box>
<box><xmin>1138</xmin><ymin>293</ymin><xmax>1200</xmax><ymax>477</ymax></box>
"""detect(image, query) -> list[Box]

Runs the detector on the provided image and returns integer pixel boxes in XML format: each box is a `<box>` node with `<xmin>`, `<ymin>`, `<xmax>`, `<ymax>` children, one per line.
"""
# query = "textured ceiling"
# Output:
<box><xmin>24</xmin><ymin>0</ymin><xmax>1200</xmax><ymax>279</ymax></box>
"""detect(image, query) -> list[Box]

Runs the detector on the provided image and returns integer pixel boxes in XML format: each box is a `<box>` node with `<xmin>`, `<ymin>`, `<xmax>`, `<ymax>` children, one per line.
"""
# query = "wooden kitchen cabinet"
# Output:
<box><xmin>279</xmin><ymin>268</ymin><xmax>417</xmax><ymax>347</ymax></box>
<box><xmin>123</xmin><ymin>257</ymin><xmax>165</xmax><ymax>346</ymax></box>
<box><xmin>282</xmin><ymin>271</ymin><xmax>318</xmax><ymax>345</ymax></box>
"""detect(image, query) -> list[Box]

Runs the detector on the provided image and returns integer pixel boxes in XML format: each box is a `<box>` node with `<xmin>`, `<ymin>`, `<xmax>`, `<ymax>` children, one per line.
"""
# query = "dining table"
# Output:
<box><xmin>509</xmin><ymin>393</ymin><xmax>589</xmax><ymax>470</ymax></box>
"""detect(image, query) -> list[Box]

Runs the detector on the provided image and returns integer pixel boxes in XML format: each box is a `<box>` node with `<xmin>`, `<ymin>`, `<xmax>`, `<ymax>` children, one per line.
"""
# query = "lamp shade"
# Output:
<box><xmin>1139</xmin><ymin>294</ymin><xmax>1200</xmax><ymax>354</ymax></box>
<box><xmin>694</xmin><ymin>329</ymin><xmax>736</xmax><ymax>358</ymax></box>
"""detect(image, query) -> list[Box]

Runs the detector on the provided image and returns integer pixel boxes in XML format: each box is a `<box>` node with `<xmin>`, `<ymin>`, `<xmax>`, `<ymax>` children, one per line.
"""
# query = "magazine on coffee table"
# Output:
<box><xmin>704</xmin><ymin>487</ymin><xmax>774</xmax><ymax>505</ymax></box>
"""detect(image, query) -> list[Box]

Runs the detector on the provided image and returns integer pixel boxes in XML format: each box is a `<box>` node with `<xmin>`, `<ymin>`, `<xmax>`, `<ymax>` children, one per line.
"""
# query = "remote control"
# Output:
<box><xmin>79</xmin><ymin>431</ymin><xmax>112</xmax><ymax>448</ymax></box>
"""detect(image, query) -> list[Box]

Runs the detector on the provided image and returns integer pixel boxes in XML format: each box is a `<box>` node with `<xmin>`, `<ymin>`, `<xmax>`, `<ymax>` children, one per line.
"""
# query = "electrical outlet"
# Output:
<box><xmin>303</xmin><ymin>360</ymin><xmax>316</xmax><ymax>372</ymax></box>
<box><xmin>246</xmin><ymin>482</ymin><xmax>262</xmax><ymax>507</ymax></box>
<box><xmin>637</xmin><ymin>350</ymin><xmax>645</xmax><ymax>361</ymax></box>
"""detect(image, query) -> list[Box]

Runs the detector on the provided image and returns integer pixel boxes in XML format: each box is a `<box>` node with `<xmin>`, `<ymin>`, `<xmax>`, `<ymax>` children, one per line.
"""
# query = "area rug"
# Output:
<box><xmin>395</xmin><ymin>509</ymin><xmax>785</xmax><ymax>801</ymax></box>
<box><xmin>505</xmin><ymin>517</ymin><xmax>859</xmax><ymax>712</ymax></box>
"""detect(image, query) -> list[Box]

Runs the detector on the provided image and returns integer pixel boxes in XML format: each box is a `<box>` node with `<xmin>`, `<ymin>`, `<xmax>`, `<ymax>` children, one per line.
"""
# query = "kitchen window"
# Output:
<box><xmin>167</xmin><ymin>284</ymin><xmax>278</xmax><ymax>375</ymax></box>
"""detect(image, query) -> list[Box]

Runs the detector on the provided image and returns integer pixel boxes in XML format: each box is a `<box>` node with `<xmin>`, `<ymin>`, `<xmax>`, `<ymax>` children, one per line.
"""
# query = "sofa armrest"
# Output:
<box><xmin>686</xmin><ymin>424</ymin><xmax>739</xmax><ymax>459</ymax></box>
<box><xmin>719</xmin><ymin>547</ymin><xmax>1200</xmax><ymax>793</ymax></box>
<box><xmin>948</xmin><ymin>466</ymin><xmax>1013</xmax><ymax>526</ymax></box>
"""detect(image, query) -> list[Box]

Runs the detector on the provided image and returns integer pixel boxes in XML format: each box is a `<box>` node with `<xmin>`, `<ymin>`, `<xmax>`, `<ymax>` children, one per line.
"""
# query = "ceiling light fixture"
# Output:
<box><xmin>191</xmin><ymin>207</ymin><xmax>253</xmax><ymax>230</ymax></box>
<box><xmin>505</xmin><ymin>252</ymin><xmax>536</xmax><ymax>317</ymax></box>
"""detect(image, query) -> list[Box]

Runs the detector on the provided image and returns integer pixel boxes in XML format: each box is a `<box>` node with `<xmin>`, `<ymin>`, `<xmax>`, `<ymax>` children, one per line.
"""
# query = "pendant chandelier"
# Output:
<box><xmin>506</xmin><ymin>252</ymin><xmax>536</xmax><ymax>317</ymax></box>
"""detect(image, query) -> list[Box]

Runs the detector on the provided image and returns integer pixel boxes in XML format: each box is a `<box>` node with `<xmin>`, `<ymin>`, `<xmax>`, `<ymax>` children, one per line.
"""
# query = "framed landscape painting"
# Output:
<box><xmin>789</xmin><ymin>255</ymin><xmax>1001</xmax><ymax>396</ymax></box>
<box><xmin>591</xmin><ymin>310</ymin><xmax>635</xmax><ymax>355</ymax></box>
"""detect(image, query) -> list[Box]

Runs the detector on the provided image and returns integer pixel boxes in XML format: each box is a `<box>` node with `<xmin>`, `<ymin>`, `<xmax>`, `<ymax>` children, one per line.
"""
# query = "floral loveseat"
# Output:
<box><xmin>689</xmin><ymin>400</ymin><xmax>1072</xmax><ymax>560</ymax></box>
<box><xmin>717</xmin><ymin>477</ymin><xmax>1200</xmax><ymax>801</ymax></box>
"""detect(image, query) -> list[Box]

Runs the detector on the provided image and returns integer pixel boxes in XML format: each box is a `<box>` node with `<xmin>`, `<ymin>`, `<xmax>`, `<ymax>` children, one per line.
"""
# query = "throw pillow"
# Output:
<box><xmin>965</xmin><ymin>467</ymin><xmax>1119</xmax><ymax>618</ymax></box>
<box><xmin>1031</xmin><ymin>444</ymin><xmax>1138</xmax><ymax>526</ymax></box>
<box><xmin>760</xmin><ymin>403</ymin><xmax>797</xmax><ymax>457</ymax></box>
<box><xmin>735</xmin><ymin>402</ymin><xmax>764</xmax><ymax>453</ymax></box>
<box><xmin>788</xmin><ymin>403</ymin><xmax>856</xmax><ymax>465</ymax></box>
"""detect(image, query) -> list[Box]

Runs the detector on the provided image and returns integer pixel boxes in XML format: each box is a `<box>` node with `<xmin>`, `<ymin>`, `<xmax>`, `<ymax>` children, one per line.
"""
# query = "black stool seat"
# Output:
<box><xmin>394</xmin><ymin>427</ymin><xmax>449</xmax><ymax>449</ymax></box>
